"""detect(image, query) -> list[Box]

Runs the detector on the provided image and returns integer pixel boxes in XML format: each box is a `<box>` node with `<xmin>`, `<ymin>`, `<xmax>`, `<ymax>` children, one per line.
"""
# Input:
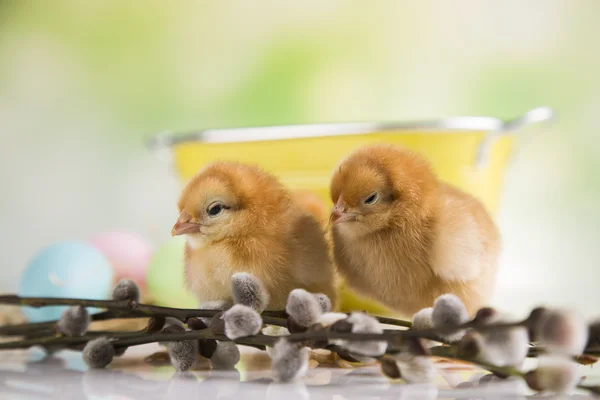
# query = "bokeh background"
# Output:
<box><xmin>1</xmin><ymin>1</ymin><xmax>599</xmax><ymax>317</ymax></box>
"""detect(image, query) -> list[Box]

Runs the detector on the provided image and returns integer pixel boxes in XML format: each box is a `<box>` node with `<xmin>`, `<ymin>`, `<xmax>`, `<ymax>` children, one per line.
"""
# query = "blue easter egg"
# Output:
<box><xmin>19</xmin><ymin>241</ymin><xmax>114</xmax><ymax>322</ymax></box>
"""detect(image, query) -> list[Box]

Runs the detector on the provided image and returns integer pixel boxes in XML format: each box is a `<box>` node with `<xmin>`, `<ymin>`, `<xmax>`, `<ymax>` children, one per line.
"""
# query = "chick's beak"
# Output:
<box><xmin>171</xmin><ymin>210</ymin><xmax>201</xmax><ymax>236</ymax></box>
<box><xmin>330</xmin><ymin>198</ymin><xmax>355</xmax><ymax>224</ymax></box>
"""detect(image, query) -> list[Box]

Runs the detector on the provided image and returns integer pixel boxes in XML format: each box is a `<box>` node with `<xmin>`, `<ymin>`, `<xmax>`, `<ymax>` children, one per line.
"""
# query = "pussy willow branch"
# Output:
<box><xmin>1</xmin><ymin>326</ymin><xmax>597</xmax><ymax>395</ymax></box>
<box><xmin>374</xmin><ymin>316</ymin><xmax>412</xmax><ymax>328</ymax></box>
<box><xmin>2</xmin><ymin>294</ymin><xmax>597</xmax><ymax>395</ymax></box>
<box><xmin>1</xmin><ymin>322</ymin><xmax>597</xmax><ymax>359</ymax></box>
<box><xmin>0</xmin><ymin>295</ymin><xmax>412</xmax><ymax>333</ymax></box>
<box><xmin>0</xmin><ymin>328</ymin><xmax>273</xmax><ymax>350</ymax></box>
<box><xmin>0</xmin><ymin>311</ymin><xmax>147</xmax><ymax>336</ymax></box>
<box><xmin>0</xmin><ymin>326</ymin><xmax>452</xmax><ymax>351</ymax></box>
<box><xmin>419</xmin><ymin>349</ymin><xmax>600</xmax><ymax>396</ymax></box>
<box><xmin>281</xmin><ymin>320</ymin><xmax>528</xmax><ymax>344</ymax></box>
<box><xmin>3</xmin><ymin>295</ymin><xmax>599</xmax><ymax>356</ymax></box>
<box><xmin>441</xmin><ymin>359</ymin><xmax>600</xmax><ymax>395</ymax></box>
<box><xmin>428</xmin><ymin>345</ymin><xmax>597</xmax><ymax>366</ymax></box>
<box><xmin>0</xmin><ymin>295</ymin><xmax>290</xmax><ymax>330</ymax></box>
<box><xmin>0</xmin><ymin>295</ymin><xmax>234</xmax><ymax>320</ymax></box>
<box><xmin>2</xmin><ymin>295</ymin><xmax>598</xmax><ymax>357</ymax></box>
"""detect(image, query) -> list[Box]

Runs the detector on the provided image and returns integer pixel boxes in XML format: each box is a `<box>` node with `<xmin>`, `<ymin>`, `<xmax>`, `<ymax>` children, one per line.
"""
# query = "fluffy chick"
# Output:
<box><xmin>329</xmin><ymin>145</ymin><xmax>500</xmax><ymax>316</ymax></box>
<box><xmin>292</xmin><ymin>190</ymin><xmax>330</xmax><ymax>226</ymax></box>
<box><xmin>173</xmin><ymin>162</ymin><xmax>337</xmax><ymax>310</ymax></box>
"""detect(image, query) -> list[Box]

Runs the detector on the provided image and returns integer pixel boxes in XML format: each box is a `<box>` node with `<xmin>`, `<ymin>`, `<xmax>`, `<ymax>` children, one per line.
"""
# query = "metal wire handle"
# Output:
<box><xmin>147</xmin><ymin>107</ymin><xmax>557</xmax><ymax>169</ymax></box>
<box><xmin>474</xmin><ymin>107</ymin><xmax>556</xmax><ymax>168</ymax></box>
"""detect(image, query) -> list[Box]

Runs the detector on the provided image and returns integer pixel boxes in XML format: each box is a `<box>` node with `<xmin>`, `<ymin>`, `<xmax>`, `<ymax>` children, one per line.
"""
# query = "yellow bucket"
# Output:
<box><xmin>150</xmin><ymin>107</ymin><xmax>554</xmax><ymax>315</ymax></box>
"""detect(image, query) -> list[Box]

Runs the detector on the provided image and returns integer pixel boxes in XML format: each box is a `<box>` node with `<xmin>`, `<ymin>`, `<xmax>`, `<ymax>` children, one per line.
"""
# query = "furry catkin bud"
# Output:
<box><xmin>271</xmin><ymin>339</ymin><xmax>309</xmax><ymax>382</ymax></box>
<box><xmin>527</xmin><ymin>307</ymin><xmax>548</xmax><ymax>341</ymax></box>
<box><xmin>431</xmin><ymin>294</ymin><xmax>469</xmax><ymax>342</ymax></box>
<box><xmin>464</xmin><ymin>309</ymin><xmax>529</xmax><ymax>368</ymax></box>
<box><xmin>222</xmin><ymin>304</ymin><xmax>263</xmax><ymax>339</ymax></box>
<box><xmin>482</xmin><ymin>322</ymin><xmax>529</xmax><ymax>368</ymax></box>
<box><xmin>262</xmin><ymin>325</ymin><xmax>290</xmax><ymax>337</ymax></box>
<box><xmin>114</xmin><ymin>347</ymin><xmax>127</xmax><ymax>357</ymax></box>
<box><xmin>313</xmin><ymin>293</ymin><xmax>332</xmax><ymax>313</ymax></box>
<box><xmin>57</xmin><ymin>306</ymin><xmax>91</xmax><ymax>337</ymax></box>
<box><xmin>263</xmin><ymin>325</ymin><xmax>290</xmax><ymax>358</ymax></box>
<box><xmin>403</xmin><ymin>337</ymin><xmax>429</xmax><ymax>357</ymax></box>
<box><xmin>535</xmin><ymin>309</ymin><xmax>589</xmax><ymax>356</ymax></box>
<box><xmin>458</xmin><ymin>331</ymin><xmax>485</xmax><ymax>359</ymax></box>
<box><xmin>341</xmin><ymin>312</ymin><xmax>387</xmax><ymax>357</ymax></box>
<box><xmin>473</xmin><ymin>307</ymin><xmax>497</xmax><ymax>324</ymax></box>
<box><xmin>397</xmin><ymin>356</ymin><xmax>436</xmax><ymax>384</ymax></box>
<box><xmin>317</xmin><ymin>312</ymin><xmax>348</xmax><ymax>327</ymax></box>
<box><xmin>167</xmin><ymin>340</ymin><xmax>199</xmax><ymax>372</ymax></box>
<box><xmin>186</xmin><ymin>317</ymin><xmax>208</xmax><ymax>331</ymax></box>
<box><xmin>198</xmin><ymin>339</ymin><xmax>218</xmax><ymax>359</ymax></box>
<box><xmin>231</xmin><ymin>272</ymin><xmax>270</xmax><ymax>313</ymax></box>
<box><xmin>158</xmin><ymin>320</ymin><xmax>185</xmax><ymax>347</ymax></box>
<box><xmin>334</xmin><ymin>347</ymin><xmax>361</xmax><ymax>363</ymax></box>
<box><xmin>380</xmin><ymin>356</ymin><xmax>402</xmax><ymax>379</ymax></box>
<box><xmin>479</xmin><ymin>374</ymin><xmax>498</xmax><ymax>385</ymax></box>
<box><xmin>146</xmin><ymin>316</ymin><xmax>166</xmax><ymax>333</ymax></box>
<box><xmin>286</xmin><ymin>316</ymin><xmax>308</xmax><ymax>334</ymax></box>
<box><xmin>163</xmin><ymin>317</ymin><xmax>185</xmax><ymax>330</ymax></box>
<box><xmin>209</xmin><ymin>312</ymin><xmax>226</xmax><ymax>335</ymax></box>
<box><xmin>111</xmin><ymin>279</ymin><xmax>141</xmax><ymax>302</ymax></box>
<box><xmin>82</xmin><ymin>337</ymin><xmax>115</xmax><ymax>369</ymax></box>
<box><xmin>331</xmin><ymin>318</ymin><xmax>353</xmax><ymax>333</ymax></box>
<box><xmin>285</xmin><ymin>289</ymin><xmax>322</xmax><ymax>327</ymax></box>
<box><xmin>525</xmin><ymin>356</ymin><xmax>579</xmax><ymax>394</ymax></box>
<box><xmin>210</xmin><ymin>341</ymin><xmax>241</xmax><ymax>369</ymax></box>
<box><xmin>411</xmin><ymin>307</ymin><xmax>437</xmax><ymax>348</ymax></box>
<box><xmin>198</xmin><ymin>300</ymin><xmax>231</xmax><ymax>325</ymax></box>
<box><xmin>586</xmin><ymin>320</ymin><xmax>600</xmax><ymax>349</ymax></box>
<box><xmin>163</xmin><ymin>324</ymin><xmax>185</xmax><ymax>334</ymax></box>
<box><xmin>411</xmin><ymin>307</ymin><xmax>434</xmax><ymax>331</ymax></box>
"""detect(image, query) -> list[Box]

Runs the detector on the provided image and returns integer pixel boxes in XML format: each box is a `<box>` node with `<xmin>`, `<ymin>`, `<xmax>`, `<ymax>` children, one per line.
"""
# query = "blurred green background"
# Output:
<box><xmin>1</xmin><ymin>1</ymin><xmax>599</xmax><ymax>316</ymax></box>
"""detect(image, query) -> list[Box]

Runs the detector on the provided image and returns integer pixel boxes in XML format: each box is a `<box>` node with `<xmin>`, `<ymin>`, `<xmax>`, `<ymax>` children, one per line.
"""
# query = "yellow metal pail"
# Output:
<box><xmin>150</xmin><ymin>107</ymin><xmax>554</xmax><ymax>315</ymax></box>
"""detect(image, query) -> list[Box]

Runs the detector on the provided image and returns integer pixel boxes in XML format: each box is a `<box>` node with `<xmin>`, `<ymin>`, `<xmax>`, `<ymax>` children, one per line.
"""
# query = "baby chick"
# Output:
<box><xmin>172</xmin><ymin>162</ymin><xmax>336</xmax><ymax>310</ymax></box>
<box><xmin>329</xmin><ymin>144</ymin><xmax>500</xmax><ymax>316</ymax></box>
<box><xmin>292</xmin><ymin>190</ymin><xmax>330</xmax><ymax>227</ymax></box>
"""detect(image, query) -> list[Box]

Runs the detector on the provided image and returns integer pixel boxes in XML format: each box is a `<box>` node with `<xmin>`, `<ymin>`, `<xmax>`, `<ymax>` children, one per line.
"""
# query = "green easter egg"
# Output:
<box><xmin>146</xmin><ymin>236</ymin><xmax>198</xmax><ymax>308</ymax></box>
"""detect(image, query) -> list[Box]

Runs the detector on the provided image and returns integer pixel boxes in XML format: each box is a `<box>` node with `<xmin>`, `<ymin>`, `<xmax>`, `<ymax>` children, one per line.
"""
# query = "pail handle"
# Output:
<box><xmin>475</xmin><ymin>107</ymin><xmax>556</xmax><ymax>167</ymax></box>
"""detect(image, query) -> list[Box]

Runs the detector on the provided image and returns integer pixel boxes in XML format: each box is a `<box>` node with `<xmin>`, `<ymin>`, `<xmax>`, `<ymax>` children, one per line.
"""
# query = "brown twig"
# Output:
<box><xmin>396</xmin><ymin>346</ymin><xmax>596</xmax><ymax>396</ymax></box>
<box><xmin>0</xmin><ymin>295</ymin><xmax>291</xmax><ymax>330</ymax></box>
<box><xmin>2</xmin><ymin>296</ymin><xmax>596</xmax><ymax>361</ymax></box>
<box><xmin>0</xmin><ymin>323</ymin><xmax>549</xmax><ymax>353</ymax></box>
<box><xmin>370</xmin><ymin>316</ymin><xmax>412</xmax><ymax>328</ymax></box>
<box><xmin>1</xmin><ymin>294</ymin><xmax>597</xmax><ymax>396</ymax></box>
<box><xmin>428</xmin><ymin>345</ymin><xmax>598</xmax><ymax>366</ymax></box>
<box><xmin>0</xmin><ymin>295</ymin><xmax>218</xmax><ymax>320</ymax></box>
<box><xmin>0</xmin><ymin>328</ymin><xmax>275</xmax><ymax>350</ymax></box>
<box><xmin>0</xmin><ymin>310</ymin><xmax>147</xmax><ymax>336</ymax></box>
<box><xmin>0</xmin><ymin>312</ymin><xmax>597</xmax><ymax>396</ymax></box>
<box><xmin>0</xmin><ymin>326</ymin><xmax>434</xmax><ymax>352</ymax></box>
<box><xmin>0</xmin><ymin>295</ymin><xmax>413</xmax><ymax>331</ymax></box>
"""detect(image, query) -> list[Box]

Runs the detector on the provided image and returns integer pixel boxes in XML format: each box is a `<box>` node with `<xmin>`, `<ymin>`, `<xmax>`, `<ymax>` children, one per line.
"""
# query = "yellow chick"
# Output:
<box><xmin>329</xmin><ymin>145</ymin><xmax>500</xmax><ymax>316</ymax></box>
<box><xmin>172</xmin><ymin>162</ymin><xmax>337</xmax><ymax>310</ymax></box>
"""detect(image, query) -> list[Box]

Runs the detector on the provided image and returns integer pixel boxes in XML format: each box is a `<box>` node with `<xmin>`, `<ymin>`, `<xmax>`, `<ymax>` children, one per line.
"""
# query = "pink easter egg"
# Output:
<box><xmin>88</xmin><ymin>232</ymin><xmax>153</xmax><ymax>288</ymax></box>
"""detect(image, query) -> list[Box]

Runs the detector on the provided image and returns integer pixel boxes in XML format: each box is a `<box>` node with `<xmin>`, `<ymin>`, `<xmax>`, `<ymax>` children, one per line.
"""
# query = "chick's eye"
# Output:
<box><xmin>364</xmin><ymin>192</ymin><xmax>379</xmax><ymax>205</ymax></box>
<box><xmin>207</xmin><ymin>203</ymin><xmax>225</xmax><ymax>217</ymax></box>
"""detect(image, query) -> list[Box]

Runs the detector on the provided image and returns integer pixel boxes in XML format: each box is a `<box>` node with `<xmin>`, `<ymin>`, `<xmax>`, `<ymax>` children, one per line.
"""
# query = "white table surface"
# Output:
<box><xmin>0</xmin><ymin>343</ymin><xmax>597</xmax><ymax>399</ymax></box>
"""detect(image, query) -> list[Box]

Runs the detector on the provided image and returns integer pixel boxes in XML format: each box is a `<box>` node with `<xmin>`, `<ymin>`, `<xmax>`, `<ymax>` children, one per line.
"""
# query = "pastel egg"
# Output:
<box><xmin>88</xmin><ymin>232</ymin><xmax>153</xmax><ymax>288</ymax></box>
<box><xmin>19</xmin><ymin>241</ymin><xmax>114</xmax><ymax>322</ymax></box>
<box><xmin>146</xmin><ymin>236</ymin><xmax>197</xmax><ymax>308</ymax></box>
